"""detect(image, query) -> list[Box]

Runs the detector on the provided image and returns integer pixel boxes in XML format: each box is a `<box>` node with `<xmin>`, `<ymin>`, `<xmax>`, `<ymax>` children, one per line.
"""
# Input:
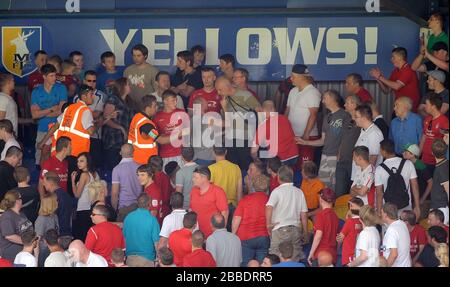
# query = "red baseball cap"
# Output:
<box><xmin>319</xmin><ymin>188</ymin><xmax>336</xmax><ymax>203</ymax></box>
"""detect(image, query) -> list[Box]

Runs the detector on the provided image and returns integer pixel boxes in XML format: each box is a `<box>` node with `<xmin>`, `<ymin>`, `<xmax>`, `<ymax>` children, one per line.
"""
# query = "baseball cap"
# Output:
<box><xmin>292</xmin><ymin>64</ymin><xmax>310</xmax><ymax>75</ymax></box>
<box><xmin>427</xmin><ymin>70</ymin><xmax>446</xmax><ymax>84</ymax></box>
<box><xmin>403</xmin><ymin>143</ymin><xmax>421</xmax><ymax>157</ymax></box>
<box><xmin>432</xmin><ymin>41</ymin><xmax>448</xmax><ymax>52</ymax></box>
<box><xmin>319</xmin><ymin>188</ymin><xmax>336</xmax><ymax>203</ymax></box>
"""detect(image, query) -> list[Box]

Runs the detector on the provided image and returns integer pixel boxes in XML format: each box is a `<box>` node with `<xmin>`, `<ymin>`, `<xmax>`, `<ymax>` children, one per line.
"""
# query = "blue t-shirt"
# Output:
<box><xmin>272</xmin><ymin>261</ymin><xmax>305</xmax><ymax>267</ymax></box>
<box><xmin>31</xmin><ymin>83</ymin><xmax>68</xmax><ymax>132</ymax></box>
<box><xmin>55</xmin><ymin>188</ymin><xmax>75</xmax><ymax>236</ymax></box>
<box><xmin>97</xmin><ymin>68</ymin><xmax>123</xmax><ymax>94</ymax></box>
<box><xmin>123</xmin><ymin>208</ymin><xmax>160</xmax><ymax>261</ymax></box>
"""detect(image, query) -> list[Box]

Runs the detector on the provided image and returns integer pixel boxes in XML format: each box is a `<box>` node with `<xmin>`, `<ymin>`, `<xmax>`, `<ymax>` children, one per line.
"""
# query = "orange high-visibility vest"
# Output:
<box><xmin>128</xmin><ymin>112</ymin><xmax>158</xmax><ymax>165</ymax></box>
<box><xmin>54</xmin><ymin>101</ymin><xmax>91</xmax><ymax>157</ymax></box>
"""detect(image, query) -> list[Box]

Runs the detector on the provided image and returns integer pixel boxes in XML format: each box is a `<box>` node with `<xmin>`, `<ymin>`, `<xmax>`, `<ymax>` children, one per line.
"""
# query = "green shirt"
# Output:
<box><xmin>427</xmin><ymin>32</ymin><xmax>449</xmax><ymax>52</ymax></box>
<box><xmin>413</xmin><ymin>158</ymin><xmax>427</xmax><ymax>171</ymax></box>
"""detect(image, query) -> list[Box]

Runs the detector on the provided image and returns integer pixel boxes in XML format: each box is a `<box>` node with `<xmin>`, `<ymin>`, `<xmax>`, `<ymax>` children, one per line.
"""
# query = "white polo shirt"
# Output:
<box><xmin>75</xmin><ymin>251</ymin><xmax>108</xmax><ymax>267</ymax></box>
<box><xmin>159</xmin><ymin>209</ymin><xmax>187</xmax><ymax>238</ymax></box>
<box><xmin>382</xmin><ymin>220</ymin><xmax>411</xmax><ymax>267</ymax></box>
<box><xmin>352</xmin><ymin>123</ymin><xmax>384</xmax><ymax>179</ymax></box>
<box><xmin>266</xmin><ymin>183</ymin><xmax>308</xmax><ymax>231</ymax></box>
<box><xmin>352</xmin><ymin>164</ymin><xmax>375</xmax><ymax>205</ymax></box>
<box><xmin>374</xmin><ymin>157</ymin><xmax>417</xmax><ymax>209</ymax></box>
<box><xmin>287</xmin><ymin>84</ymin><xmax>321</xmax><ymax>137</ymax></box>
<box><xmin>0</xmin><ymin>92</ymin><xmax>18</xmax><ymax>135</ymax></box>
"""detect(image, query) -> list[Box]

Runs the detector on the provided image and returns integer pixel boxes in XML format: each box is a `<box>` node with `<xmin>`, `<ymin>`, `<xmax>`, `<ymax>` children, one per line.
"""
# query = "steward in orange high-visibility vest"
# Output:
<box><xmin>128</xmin><ymin>95</ymin><xmax>159</xmax><ymax>164</ymax></box>
<box><xmin>54</xmin><ymin>85</ymin><xmax>96</xmax><ymax>157</ymax></box>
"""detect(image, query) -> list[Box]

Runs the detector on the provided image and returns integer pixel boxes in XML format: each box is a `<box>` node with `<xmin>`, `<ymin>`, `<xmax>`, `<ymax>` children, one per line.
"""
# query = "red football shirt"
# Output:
<box><xmin>40</xmin><ymin>156</ymin><xmax>69</xmax><ymax>192</ymax></box>
<box><xmin>85</xmin><ymin>221</ymin><xmax>125</xmax><ymax>265</ymax></box>
<box><xmin>254</xmin><ymin>115</ymin><xmax>298</xmax><ymax>161</ymax></box>
<box><xmin>56</xmin><ymin>74</ymin><xmax>78</xmax><ymax>91</ymax></box>
<box><xmin>269</xmin><ymin>175</ymin><xmax>280</xmax><ymax>194</ymax></box>
<box><xmin>389</xmin><ymin>63</ymin><xmax>420</xmax><ymax>111</ymax></box>
<box><xmin>340</xmin><ymin>217</ymin><xmax>362</xmax><ymax>265</ymax></box>
<box><xmin>234</xmin><ymin>192</ymin><xmax>269</xmax><ymax>241</ymax></box>
<box><xmin>190</xmin><ymin>184</ymin><xmax>228</xmax><ymax>238</ymax></box>
<box><xmin>144</xmin><ymin>182</ymin><xmax>163</xmax><ymax>224</ymax></box>
<box><xmin>154</xmin><ymin>171</ymin><xmax>172</xmax><ymax>219</ymax></box>
<box><xmin>27</xmin><ymin>70</ymin><xmax>44</xmax><ymax>93</ymax></box>
<box><xmin>313</xmin><ymin>208</ymin><xmax>339</xmax><ymax>263</ymax></box>
<box><xmin>409</xmin><ymin>224</ymin><xmax>428</xmax><ymax>259</ymax></box>
<box><xmin>182</xmin><ymin>249</ymin><xmax>217</xmax><ymax>267</ymax></box>
<box><xmin>355</xmin><ymin>88</ymin><xmax>373</xmax><ymax>103</ymax></box>
<box><xmin>422</xmin><ymin>114</ymin><xmax>449</xmax><ymax>164</ymax></box>
<box><xmin>0</xmin><ymin>258</ymin><xmax>13</xmax><ymax>267</ymax></box>
<box><xmin>168</xmin><ymin>228</ymin><xmax>193</xmax><ymax>266</ymax></box>
<box><xmin>154</xmin><ymin>109</ymin><xmax>188</xmax><ymax>158</ymax></box>
<box><xmin>188</xmin><ymin>88</ymin><xmax>222</xmax><ymax>114</ymax></box>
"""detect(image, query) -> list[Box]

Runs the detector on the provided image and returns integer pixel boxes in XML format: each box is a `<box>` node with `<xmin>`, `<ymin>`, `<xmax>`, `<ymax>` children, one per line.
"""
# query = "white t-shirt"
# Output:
<box><xmin>286</xmin><ymin>84</ymin><xmax>321</xmax><ymax>137</ymax></box>
<box><xmin>44</xmin><ymin>251</ymin><xmax>69</xmax><ymax>267</ymax></box>
<box><xmin>354</xmin><ymin>226</ymin><xmax>380</xmax><ymax>267</ymax></box>
<box><xmin>151</xmin><ymin>91</ymin><xmax>184</xmax><ymax>110</ymax></box>
<box><xmin>159</xmin><ymin>209</ymin><xmax>187</xmax><ymax>238</ymax></box>
<box><xmin>14</xmin><ymin>251</ymin><xmax>37</xmax><ymax>267</ymax></box>
<box><xmin>266</xmin><ymin>183</ymin><xmax>308</xmax><ymax>230</ymax></box>
<box><xmin>352</xmin><ymin>123</ymin><xmax>384</xmax><ymax>179</ymax></box>
<box><xmin>374</xmin><ymin>157</ymin><xmax>417</xmax><ymax>209</ymax></box>
<box><xmin>0</xmin><ymin>137</ymin><xmax>21</xmax><ymax>160</ymax></box>
<box><xmin>75</xmin><ymin>251</ymin><xmax>108</xmax><ymax>267</ymax></box>
<box><xmin>382</xmin><ymin>220</ymin><xmax>411</xmax><ymax>267</ymax></box>
<box><xmin>351</xmin><ymin>164</ymin><xmax>375</xmax><ymax>205</ymax></box>
<box><xmin>74</xmin><ymin>91</ymin><xmax>103</xmax><ymax>139</ymax></box>
<box><xmin>0</xmin><ymin>92</ymin><xmax>18</xmax><ymax>135</ymax></box>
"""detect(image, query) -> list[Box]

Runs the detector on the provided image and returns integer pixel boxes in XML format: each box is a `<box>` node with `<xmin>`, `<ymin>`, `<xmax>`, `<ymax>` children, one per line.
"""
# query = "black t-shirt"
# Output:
<box><xmin>374</xmin><ymin>117</ymin><xmax>389</xmax><ymax>141</ymax></box>
<box><xmin>171</xmin><ymin>68</ymin><xmax>203</xmax><ymax>90</ymax></box>
<box><xmin>416</xmin><ymin>167</ymin><xmax>433</xmax><ymax>198</ymax></box>
<box><xmin>417</xmin><ymin>244</ymin><xmax>440</xmax><ymax>267</ymax></box>
<box><xmin>431</xmin><ymin>159</ymin><xmax>449</xmax><ymax>209</ymax></box>
<box><xmin>12</xmin><ymin>186</ymin><xmax>40</xmax><ymax>224</ymax></box>
<box><xmin>0</xmin><ymin>161</ymin><xmax>18</xmax><ymax>201</ymax></box>
<box><xmin>338</xmin><ymin>116</ymin><xmax>361</xmax><ymax>163</ymax></box>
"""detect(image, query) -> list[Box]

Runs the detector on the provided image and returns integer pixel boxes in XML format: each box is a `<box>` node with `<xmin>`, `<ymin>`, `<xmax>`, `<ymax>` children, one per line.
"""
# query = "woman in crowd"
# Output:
<box><xmin>88</xmin><ymin>180</ymin><xmax>117</xmax><ymax>222</ymax></box>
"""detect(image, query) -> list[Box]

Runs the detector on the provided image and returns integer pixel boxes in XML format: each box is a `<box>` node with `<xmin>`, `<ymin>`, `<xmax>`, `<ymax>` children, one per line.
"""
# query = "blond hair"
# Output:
<box><xmin>359</xmin><ymin>205</ymin><xmax>381</xmax><ymax>227</ymax></box>
<box><xmin>251</xmin><ymin>175</ymin><xmax>270</xmax><ymax>193</ymax></box>
<box><xmin>0</xmin><ymin>190</ymin><xmax>21</xmax><ymax>211</ymax></box>
<box><xmin>87</xmin><ymin>180</ymin><xmax>107</xmax><ymax>204</ymax></box>
<box><xmin>435</xmin><ymin>243</ymin><xmax>449</xmax><ymax>267</ymax></box>
<box><xmin>39</xmin><ymin>194</ymin><xmax>58</xmax><ymax>216</ymax></box>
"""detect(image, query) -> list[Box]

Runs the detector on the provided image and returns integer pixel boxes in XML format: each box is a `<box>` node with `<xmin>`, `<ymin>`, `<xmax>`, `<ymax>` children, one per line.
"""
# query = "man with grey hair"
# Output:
<box><xmin>381</xmin><ymin>202</ymin><xmax>411</xmax><ymax>267</ymax></box>
<box><xmin>123</xmin><ymin>193</ymin><xmax>160</xmax><ymax>267</ymax></box>
<box><xmin>68</xmin><ymin>239</ymin><xmax>108</xmax><ymax>267</ymax></box>
<box><xmin>206</xmin><ymin>213</ymin><xmax>242</xmax><ymax>267</ymax></box>
<box><xmin>334</xmin><ymin>95</ymin><xmax>362</xmax><ymax>197</ymax></box>
<box><xmin>111</xmin><ymin>143</ymin><xmax>141</xmax><ymax>222</ymax></box>
<box><xmin>297</xmin><ymin>90</ymin><xmax>349</xmax><ymax>189</ymax></box>
<box><xmin>266</xmin><ymin>165</ymin><xmax>308</xmax><ymax>262</ymax></box>
<box><xmin>390</xmin><ymin>97</ymin><xmax>423</xmax><ymax>155</ymax></box>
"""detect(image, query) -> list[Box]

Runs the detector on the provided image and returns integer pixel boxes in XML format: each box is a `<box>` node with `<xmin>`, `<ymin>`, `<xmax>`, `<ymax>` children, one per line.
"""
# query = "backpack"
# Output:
<box><xmin>380</xmin><ymin>159</ymin><xmax>409</xmax><ymax>209</ymax></box>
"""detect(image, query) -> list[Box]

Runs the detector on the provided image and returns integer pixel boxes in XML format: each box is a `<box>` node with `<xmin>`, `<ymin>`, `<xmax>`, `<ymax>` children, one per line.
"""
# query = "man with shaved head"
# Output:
<box><xmin>68</xmin><ymin>239</ymin><xmax>108</xmax><ymax>267</ymax></box>
<box><xmin>216</xmin><ymin>76</ymin><xmax>261</xmax><ymax>172</ymax></box>
<box><xmin>182</xmin><ymin>230</ymin><xmax>216</xmax><ymax>267</ymax></box>
<box><xmin>251</xmin><ymin>100</ymin><xmax>298</xmax><ymax>166</ymax></box>
<box><xmin>111</xmin><ymin>143</ymin><xmax>141</xmax><ymax>222</ymax></box>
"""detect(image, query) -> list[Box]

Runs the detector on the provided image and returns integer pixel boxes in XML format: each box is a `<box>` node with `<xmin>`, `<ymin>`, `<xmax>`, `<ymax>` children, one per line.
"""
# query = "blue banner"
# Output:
<box><xmin>1</xmin><ymin>16</ymin><xmax>419</xmax><ymax>83</ymax></box>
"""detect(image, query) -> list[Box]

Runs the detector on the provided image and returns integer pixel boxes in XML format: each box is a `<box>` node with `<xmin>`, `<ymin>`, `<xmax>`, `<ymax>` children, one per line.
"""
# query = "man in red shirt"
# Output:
<box><xmin>400</xmin><ymin>210</ymin><xmax>428</xmax><ymax>265</ymax></box>
<box><xmin>308</xmin><ymin>188</ymin><xmax>339</xmax><ymax>266</ymax></box>
<box><xmin>345</xmin><ymin>73</ymin><xmax>373</xmax><ymax>103</ymax></box>
<box><xmin>336</xmin><ymin>197</ymin><xmax>363</xmax><ymax>266</ymax></box>
<box><xmin>428</xmin><ymin>209</ymin><xmax>449</xmax><ymax>239</ymax></box>
<box><xmin>188</xmin><ymin>67</ymin><xmax>222</xmax><ymax>115</ymax></box>
<box><xmin>154</xmin><ymin>90</ymin><xmax>190</xmax><ymax>168</ymax></box>
<box><xmin>27</xmin><ymin>50</ymin><xmax>48</xmax><ymax>93</ymax></box>
<box><xmin>137</xmin><ymin>164</ymin><xmax>163</xmax><ymax>224</ymax></box>
<box><xmin>148</xmin><ymin>155</ymin><xmax>172</xmax><ymax>219</ymax></box>
<box><xmin>189</xmin><ymin>166</ymin><xmax>229</xmax><ymax>238</ymax></box>
<box><xmin>266</xmin><ymin>157</ymin><xmax>281</xmax><ymax>193</ymax></box>
<box><xmin>370</xmin><ymin>47</ymin><xmax>420</xmax><ymax>111</ymax></box>
<box><xmin>252</xmin><ymin>100</ymin><xmax>298</xmax><ymax>165</ymax></box>
<box><xmin>168</xmin><ymin>211</ymin><xmax>197</xmax><ymax>266</ymax></box>
<box><xmin>183</xmin><ymin>230</ymin><xmax>216</xmax><ymax>267</ymax></box>
<box><xmin>38</xmin><ymin>136</ymin><xmax>71</xmax><ymax>197</ymax></box>
<box><xmin>85</xmin><ymin>205</ymin><xmax>125</xmax><ymax>266</ymax></box>
<box><xmin>420</xmin><ymin>94</ymin><xmax>449</xmax><ymax>169</ymax></box>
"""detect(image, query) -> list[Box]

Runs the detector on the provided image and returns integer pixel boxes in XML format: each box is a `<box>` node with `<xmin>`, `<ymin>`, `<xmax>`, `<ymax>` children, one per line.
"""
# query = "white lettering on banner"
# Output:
<box><xmin>365</xmin><ymin>0</ymin><xmax>381</xmax><ymax>13</ymax></box>
<box><xmin>236</xmin><ymin>28</ymin><xmax>272</xmax><ymax>65</ymax></box>
<box><xmin>99</xmin><ymin>27</ymin><xmax>379</xmax><ymax>67</ymax></box>
<box><xmin>100</xmin><ymin>29</ymin><xmax>138</xmax><ymax>66</ymax></box>
<box><xmin>142</xmin><ymin>29</ymin><xmax>171</xmax><ymax>65</ymax></box>
<box><xmin>65</xmin><ymin>0</ymin><xmax>80</xmax><ymax>13</ymax></box>
<box><xmin>326</xmin><ymin>27</ymin><xmax>358</xmax><ymax>65</ymax></box>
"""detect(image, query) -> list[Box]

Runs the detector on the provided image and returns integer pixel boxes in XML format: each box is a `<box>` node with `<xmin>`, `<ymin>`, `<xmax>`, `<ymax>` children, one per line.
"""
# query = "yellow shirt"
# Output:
<box><xmin>209</xmin><ymin>160</ymin><xmax>242</xmax><ymax>206</ymax></box>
